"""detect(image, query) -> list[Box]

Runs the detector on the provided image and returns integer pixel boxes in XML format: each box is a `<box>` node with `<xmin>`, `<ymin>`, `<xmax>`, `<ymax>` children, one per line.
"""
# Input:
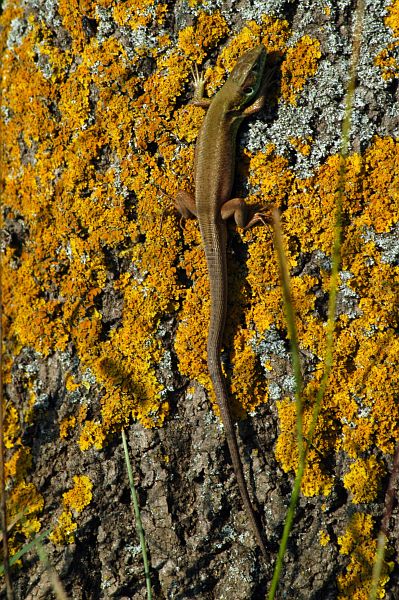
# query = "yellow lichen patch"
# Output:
<box><xmin>275</xmin><ymin>396</ymin><xmax>334</xmax><ymax>496</ymax></box>
<box><xmin>301</xmin><ymin>448</ymin><xmax>333</xmax><ymax>497</ymax></box>
<box><xmin>337</xmin><ymin>513</ymin><xmax>391</xmax><ymax>599</ymax></box>
<box><xmin>65</xmin><ymin>374</ymin><xmax>80</xmax><ymax>392</ymax></box>
<box><xmin>50</xmin><ymin>511</ymin><xmax>78</xmax><ymax>545</ymax></box>
<box><xmin>281</xmin><ymin>36</ymin><xmax>321</xmax><ymax>105</ymax></box>
<box><xmin>319</xmin><ymin>530</ymin><xmax>330</xmax><ymax>546</ymax></box>
<box><xmin>7</xmin><ymin>482</ymin><xmax>44</xmax><ymax>540</ymax></box>
<box><xmin>63</xmin><ymin>475</ymin><xmax>93</xmax><ymax>512</ymax></box>
<box><xmin>343</xmin><ymin>456</ymin><xmax>385</xmax><ymax>504</ymax></box>
<box><xmin>375</xmin><ymin>0</ymin><xmax>399</xmax><ymax>79</ymax></box>
<box><xmin>338</xmin><ymin>513</ymin><xmax>373</xmax><ymax>555</ymax></box>
<box><xmin>230</xmin><ymin>329</ymin><xmax>268</xmax><ymax>415</ymax></box>
<box><xmin>284</xmin><ymin>152</ymin><xmax>363</xmax><ymax>255</ymax></box>
<box><xmin>57</xmin><ymin>0</ymin><xmax>94</xmax><ymax>53</ymax></box>
<box><xmin>4</xmin><ymin>403</ymin><xmax>20</xmax><ymax>449</ymax></box>
<box><xmin>289</xmin><ymin>136</ymin><xmax>312</xmax><ymax>156</ymax></box>
<box><xmin>174</xmin><ymin>272</ymin><xmax>211</xmax><ymax>396</ymax></box>
<box><xmin>59</xmin><ymin>416</ymin><xmax>77</xmax><ymax>440</ymax></box>
<box><xmin>241</xmin><ymin>146</ymin><xmax>294</xmax><ymax>342</ymax></box>
<box><xmin>5</xmin><ymin>448</ymin><xmax>32</xmax><ymax>481</ymax></box>
<box><xmin>172</xmin><ymin>105</ymin><xmax>206</xmax><ymax>144</ymax></box>
<box><xmin>386</xmin><ymin>0</ymin><xmax>399</xmax><ymax>34</ymax></box>
<box><xmin>113</xmin><ymin>0</ymin><xmax>168</xmax><ymax>32</ymax></box>
<box><xmin>247</xmin><ymin>145</ymin><xmax>293</xmax><ymax>210</ymax></box>
<box><xmin>178</xmin><ymin>11</ymin><xmax>229</xmax><ymax>63</ymax></box>
<box><xmin>357</xmin><ymin>136</ymin><xmax>398</xmax><ymax>233</ymax></box>
<box><xmin>51</xmin><ymin>475</ymin><xmax>93</xmax><ymax>544</ymax></box>
<box><xmin>341</xmin><ymin>419</ymin><xmax>375</xmax><ymax>458</ymax></box>
<box><xmin>275</xmin><ymin>397</ymin><xmax>298</xmax><ymax>473</ymax></box>
<box><xmin>78</xmin><ymin>420</ymin><xmax>106</xmax><ymax>450</ymax></box>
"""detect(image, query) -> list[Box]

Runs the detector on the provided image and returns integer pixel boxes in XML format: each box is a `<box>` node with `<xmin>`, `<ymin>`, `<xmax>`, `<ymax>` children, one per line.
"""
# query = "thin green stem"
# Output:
<box><xmin>0</xmin><ymin>205</ymin><xmax>13</xmax><ymax>600</ymax></box>
<box><xmin>306</xmin><ymin>0</ymin><xmax>364</xmax><ymax>450</ymax></box>
<box><xmin>121</xmin><ymin>429</ymin><xmax>152</xmax><ymax>600</ymax></box>
<box><xmin>0</xmin><ymin>529</ymin><xmax>49</xmax><ymax>575</ymax></box>
<box><xmin>272</xmin><ymin>208</ymin><xmax>304</xmax><ymax>455</ymax></box>
<box><xmin>268</xmin><ymin>3</ymin><xmax>364</xmax><ymax>598</ymax></box>
<box><xmin>267</xmin><ymin>209</ymin><xmax>304</xmax><ymax>600</ymax></box>
<box><xmin>369</xmin><ymin>443</ymin><xmax>399</xmax><ymax>600</ymax></box>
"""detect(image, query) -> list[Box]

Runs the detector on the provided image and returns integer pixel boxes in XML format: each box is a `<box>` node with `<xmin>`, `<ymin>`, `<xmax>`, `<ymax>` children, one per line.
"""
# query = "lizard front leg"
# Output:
<box><xmin>175</xmin><ymin>189</ymin><xmax>197</xmax><ymax>219</ymax></box>
<box><xmin>174</xmin><ymin>66</ymin><xmax>211</xmax><ymax>220</ymax></box>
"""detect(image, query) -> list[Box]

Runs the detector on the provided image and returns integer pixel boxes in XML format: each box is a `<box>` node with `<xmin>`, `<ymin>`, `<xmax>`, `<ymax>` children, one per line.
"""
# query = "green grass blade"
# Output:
<box><xmin>0</xmin><ymin>212</ymin><xmax>13</xmax><ymax>600</ymax></box>
<box><xmin>268</xmin><ymin>3</ymin><xmax>365</xmax><ymax>598</ymax></box>
<box><xmin>121</xmin><ymin>428</ymin><xmax>152</xmax><ymax>600</ymax></box>
<box><xmin>369</xmin><ymin>442</ymin><xmax>399</xmax><ymax>600</ymax></box>
<box><xmin>271</xmin><ymin>207</ymin><xmax>304</xmax><ymax>454</ymax></box>
<box><xmin>0</xmin><ymin>529</ymin><xmax>50</xmax><ymax>576</ymax></box>
<box><xmin>268</xmin><ymin>208</ymin><xmax>304</xmax><ymax>599</ymax></box>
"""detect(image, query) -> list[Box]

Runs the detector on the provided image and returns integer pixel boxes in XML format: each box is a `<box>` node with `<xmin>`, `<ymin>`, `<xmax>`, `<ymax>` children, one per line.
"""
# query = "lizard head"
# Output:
<box><xmin>227</xmin><ymin>45</ymin><xmax>267</xmax><ymax>108</ymax></box>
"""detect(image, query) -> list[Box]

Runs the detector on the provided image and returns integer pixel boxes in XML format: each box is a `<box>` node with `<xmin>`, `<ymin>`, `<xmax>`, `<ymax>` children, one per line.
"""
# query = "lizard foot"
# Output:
<box><xmin>191</xmin><ymin>63</ymin><xmax>206</xmax><ymax>101</ymax></box>
<box><xmin>244</xmin><ymin>211</ymin><xmax>272</xmax><ymax>230</ymax></box>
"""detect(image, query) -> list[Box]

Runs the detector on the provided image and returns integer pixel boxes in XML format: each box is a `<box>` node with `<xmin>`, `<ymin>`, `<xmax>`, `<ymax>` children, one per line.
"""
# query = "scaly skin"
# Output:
<box><xmin>176</xmin><ymin>45</ymin><xmax>269</xmax><ymax>559</ymax></box>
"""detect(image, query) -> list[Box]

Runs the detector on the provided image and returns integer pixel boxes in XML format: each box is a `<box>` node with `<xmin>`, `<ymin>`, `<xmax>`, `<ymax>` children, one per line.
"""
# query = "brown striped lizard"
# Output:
<box><xmin>175</xmin><ymin>45</ymin><xmax>270</xmax><ymax>559</ymax></box>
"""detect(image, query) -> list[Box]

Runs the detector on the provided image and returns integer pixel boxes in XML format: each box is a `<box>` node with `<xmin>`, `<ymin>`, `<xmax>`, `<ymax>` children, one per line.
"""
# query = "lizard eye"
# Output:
<box><xmin>243</xmin><ymin>86</ymin><xmax>254</xmax><ymax>95</ymax></box>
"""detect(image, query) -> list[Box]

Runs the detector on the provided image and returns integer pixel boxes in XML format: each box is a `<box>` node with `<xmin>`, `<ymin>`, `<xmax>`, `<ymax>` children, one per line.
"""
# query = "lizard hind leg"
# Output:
<box><xmin>220</xmin><ymin>197</ymin><xmax>248</xmax><ymax>227</ymax></box>
<box><xmin>175</xmin><ymin>189</ymin><xmax>197</xmax><ymax>220</ymax></box>
<box><xmin>221</xmin><ymin>197</ymin><xmax>272</xmax><ymax>230</ymax></box>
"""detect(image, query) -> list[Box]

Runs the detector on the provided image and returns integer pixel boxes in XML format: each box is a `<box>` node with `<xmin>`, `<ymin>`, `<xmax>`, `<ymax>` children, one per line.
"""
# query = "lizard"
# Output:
<box><xmin>175</xmin><ymin>45</ymin><xmax>270</xmax><ymax>559</ymax></box>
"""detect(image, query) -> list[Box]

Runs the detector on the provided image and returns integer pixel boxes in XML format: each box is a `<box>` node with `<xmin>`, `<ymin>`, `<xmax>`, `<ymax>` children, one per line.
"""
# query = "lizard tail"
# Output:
<box><xmin>205</xmin><ymin>237</ymin><xmax>268</xmax><ymax>560</ymax></box>
<box><xmin>207</xmin><ymin>348</ymin><xmax>268</xmax><ymax>561</ymax></box>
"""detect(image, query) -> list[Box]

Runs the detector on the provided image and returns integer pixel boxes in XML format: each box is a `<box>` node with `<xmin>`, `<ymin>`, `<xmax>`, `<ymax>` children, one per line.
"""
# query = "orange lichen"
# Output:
<box><xmin>343</xmin><ymin>457</ymin><xmax>385</xmax><ymax>504</ymax></box>
<box><xmin>50</xmin><ymin>475</ymin><xmax>93</xmax><ymax>544</ymax></box>
<box><xmin>59</xmin><ymin>416</ymin><xmax>77</xmax><ymax>440</ymax></box>
<box><xmin>50</xmin><ymin>511</ymin><xmax>78</xmax><ymax>545</ymax></box>
<box><xmin>78</xmin><ymin>420</ymin><xmax>106</xmax><ymax>450</ymax></box>
<box><xmin>4</xmin><ymin>448</ymin><xmax>32</xmax><ymax>481</ymax></box>
<box><xmin>247</xmin><ymin>144</ymin><xmax>293</xmax><ymax>210</ymax></box>
<box><xmin>178</xmin><ymin>11</ymin><xmax>229</xmax><ymax>63</ymax></box>
<box><xmin>275</xmin><ymin>396</ymin><xmax>334</xmax><ymax>496</ymax></box>
<box><xmin>7</xmin><ymin>481</ymin><xmax>44</xmax><ymax>541</ymax></box>
<box><xmin>1</xmin><ymin>4</ymin><xmax>398</xmax><ymax>590</ymax></box>
<box><xmin>113</xmin><ymin>0</ymin><xmax>168</xmax><ymax>31</ymax></box>
<box><xmin>4</xmin><ymin>403</ymin><xmax>20</xmax><ymax>449</ymax></box>
<box><xmin>230</xmin><ymin>330</ymin><xmax>268</xmax><ymax>415</ymax></box>
<box><xmin>281</xmin><ymin>36</ymin><xmax>322</xmax><ymax>105</ymax></box>
<box><xmin>63</xmin><ymin>475</ymin><xmax>93</xmax><ymax>512</ymax></box>
<box><xmin>375</xmin><ymin>0</ymin><xmax>399</xmax><ymax>79</ymax></box>
<box><xmin>319</xmin><ymin>530</ymin><xmax>330</xmax><ymax>546</ymax></box>
<box><xmin>337</xmin><ymin>513</ymin><xmax>391</xmax><ymax>599</ymax></box>
<box><xmin>289</xmin><ymin>136</ymin><xmax>313</xmax><ymax>156</ymax></box>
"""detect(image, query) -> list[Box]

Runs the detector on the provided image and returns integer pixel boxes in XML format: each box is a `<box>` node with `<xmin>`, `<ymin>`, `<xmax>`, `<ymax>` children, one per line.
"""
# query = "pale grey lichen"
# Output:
<box><xmin>337</xmin><ymin>273</ymin><xmax>361</xmax><ymax>319</ymax></box>
<box><xmin>28</xmin><ymin>0</ymin><xmax>62</xmax><ymax>30</ymax></box>
<box><xmin>362</xmin><ymin>223</ymin><xmax>399</xmax><ymax>265</ymax></box>
<box><xmin>6</xmin><ymin>17</ymin><xmax>30</xmax><ymax>49</ymax></box>
<box><xmin>239</xmin><ymin>0</ymin><xmax>289</xmax><ymax>20</ymax></box>
<box><xmin>95</xmin><ymin>6</ymin><xmax>115</xmax><ymax>42</ymax></box>
<box><xmin>244</xmin><ymin>0</ymin><xmax>396</xmax><ymax>179</ymax></box>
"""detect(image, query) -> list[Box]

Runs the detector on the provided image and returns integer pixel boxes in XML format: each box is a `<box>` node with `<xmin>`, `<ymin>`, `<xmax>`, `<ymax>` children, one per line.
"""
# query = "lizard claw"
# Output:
<box><xmin>191</xmin><ymin>63</ymin><xmax>206</xmax><ymax>101</ymax></box>
<box><xmin>244</xmin><ymin>211</ymin><xmax>272</xmax><ymax>230</ymax></box>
